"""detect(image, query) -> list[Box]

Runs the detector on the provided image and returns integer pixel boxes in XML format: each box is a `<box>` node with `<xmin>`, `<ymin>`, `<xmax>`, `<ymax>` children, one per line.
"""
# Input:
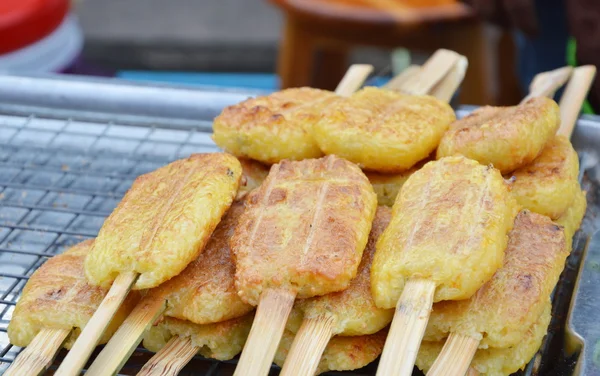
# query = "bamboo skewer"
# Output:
<box><xmin>429</xmin><ymin>56</ymin><xmax>468</xmax><ymax>103</ymax></box>
<box><xmin>426</xmin><ymin>66</ymin><xmax>595</xmax><ymax>376</ymax></box>
<box><xmin>335</xmin><ymin>64</ymin><xmax>374</xmax><ymax>96</ymax></box>
<box><xmin>522</xmin><ymin>66</ymin><xmax>573</xmax><ymax>102</ymax></box>
<box><xmin>426</xmin><ymin>333</ymin><xmax>479</xmax><ymax>376</ymax></box>
<box><xmin>54</xmin><ymin>271</ymin><xmax>137</xmax><ymax>376</ymax></box>
<box><xmin>85</xmin><ymin>297</ymin><xmax>167</xmax><ymax>376</ymax></box>
<box><xmin>137</xmin><ymin>336</ymin><xmax>198</xmax><ymax>376</ymax></box>
<box><xmin>376</xmin><ymin>279</ymin><xmax>436</xmax><ymax>376</ymax></box>
<box><xmin>5</xmin><ymin>328</ymin><xmax>70</xmax><ymax>376</ymax></box>
<box><xmin>278</xmin><ymin>52</ymin><xmax>467</xmax><ymax>376</ymax></box>
<box><xmin>233</xmin><ymin>288</ymin><xmax>296</xmax><ymax>376</ymax></box>
<box><xmin>558</xmin><ymin>65</ymin><xmax>597</xmax><ymax>137</ymax></box>
<box><xmin>279</xmin><ymin>314</ymin><xmax>336</xmax><ymax>376</ymax></box>
<box><xmin>384</xmin><ymin>49</ymin><xmax>463</xmax><ymax>96</ymax></box>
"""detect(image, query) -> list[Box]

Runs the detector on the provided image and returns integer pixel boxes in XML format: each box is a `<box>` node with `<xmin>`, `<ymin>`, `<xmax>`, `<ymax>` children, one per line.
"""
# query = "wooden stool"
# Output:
<box><xmin>271</xmin><ymin>0</ymin><xmax>493</xmax><ymax>105</ymax></box>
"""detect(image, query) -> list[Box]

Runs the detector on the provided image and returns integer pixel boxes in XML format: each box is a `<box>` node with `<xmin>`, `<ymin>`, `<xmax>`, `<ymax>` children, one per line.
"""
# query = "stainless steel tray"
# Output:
<box><xmin>0</xmin><ymin>75</ymin><xmax>598</xmax><ymax>375</ymax></box>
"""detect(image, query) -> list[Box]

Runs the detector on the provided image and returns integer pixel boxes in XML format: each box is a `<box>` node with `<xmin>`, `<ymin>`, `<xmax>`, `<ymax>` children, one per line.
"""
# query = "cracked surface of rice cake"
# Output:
<box><xmin>371</xmin><ymin>156</ymin><xmax>518</xmax><ymax>308</ymax></box>
<box><xmin>313</xmin><ymin>87</ymin><xmax>455</xmax><ymax>172</ymax></box>
<box><xmin>423</xmin><ymin>211</ymin><xmax>567</xmax><ymax>349</ymax></box>
<box><xmin>437</xmin><ymin>97</ymin><xmax>560</xmax><ymax>173</ymax></box>
<box><xmin>510</xmin><ymin>136</ymin><xmax>580</xmax><ymax>219</ymax></box>
<box><xmin>85</xmin><ymin>153</ymin><xmax>242</xmax><ymax>290</ymax></box>
<box><xmin>232</xmin><ymin>155</ymin><xmax>377</xmax><ymax>306</ymax></box>
<box><xmin>8</xmin><ymin>240</ymin><xmax>140</xmax><ymax>348</ymax></box>
<box><xmin>417</xmin><ymin>303</ymin><xmax>551</xmax><ymax>376</ymax></box>
<box><xmin>143</xmin><ymin>314</ymin><xmax>254</xmax><ymax>361</ymax></box>
<box><xmin>147</xmin><ymin>201</ymin><xmax>253</xmax><ymax>324</ymax></box>
<box><xmin>213</xmin><ymin>88</ymin><xmax>339</xmax><ymax>164</ymax></box>
<box><xmin>274</xmin><ymin>328</ymin><xmax>387</xmax><ymax>375</ymax></box>
<box><xmin>286</xmin><ymin>206</ymin><xmax>394</xmax><ymax>336</ymax></box>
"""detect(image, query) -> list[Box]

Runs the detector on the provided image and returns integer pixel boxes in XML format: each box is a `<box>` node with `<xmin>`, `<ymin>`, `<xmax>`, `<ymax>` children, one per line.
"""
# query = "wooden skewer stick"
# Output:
<box><xmin>85</xmin><ymin>296</ymin><xmax>166</xmax><ymax>376</ymax></box>
<box><xmin>54</xmin><ymin>271</ymin><xmax>138</xmax><ymax>376</ymax></box>
<box><xmin>466</xmin><ymin>366</ymin><xmax>481</xmax><ymax>376</ymax></box>
<box><xmin>279</xmin><ymin>314</ymin><xmax>336</xmax><ymax>376</ymax></box>
<box><xmin>429</xmin><ymin>56</ymin><xmax>468</xmax><ymax>103</ymax></box>
<box><xmin>383</xmin><ymin>65</ymin><xmax>421</xmax><ymax>91</ymax></box>
<box><xmin>394</xmin><ymin>49</ymin><xmax>462</xmax><ymax>96</ymax></box>
<box><xmin>558</xmin><ymin>65</ymin><xmax>597</xmax><ymax>138</ymax></box>
<box><xmin>376</xmin><ymin>279</ymin><xmax>436</xmax><ymax>376</ymax></box>
<box><xmin>233</xmin><ymin>288</ymin><xmax>296</xmax><ymax>376</ymax></box>
<box><xmin>522</xmin><ymin>66</ymin><xmax>573</xmax><ymax>102</ymax></box>
<box><xmin>137</xmin><ymin>336</ymin><xmax>198</xmax><ymax>376</ymax></box>
<box><xmin>426</xmin><ymin>332</ymin><xmax>479</xmax><ymax>376</ymax></box>
<box><xmin>4</xmin><ymin>328</ymin><xmax>70</xmax><ymax>376</ymax></box>
<box><xmin>335</xmin><ymin>64</ymin><xmax>374</xmax><ymax>96</ymax></box>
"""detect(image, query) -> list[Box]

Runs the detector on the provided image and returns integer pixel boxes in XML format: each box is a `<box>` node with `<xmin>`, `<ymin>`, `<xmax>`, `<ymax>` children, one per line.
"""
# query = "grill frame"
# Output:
<box><xmin>0</xmin><ymin>75</ymin><xmax>598</xmax><ymax>375</ymax></box>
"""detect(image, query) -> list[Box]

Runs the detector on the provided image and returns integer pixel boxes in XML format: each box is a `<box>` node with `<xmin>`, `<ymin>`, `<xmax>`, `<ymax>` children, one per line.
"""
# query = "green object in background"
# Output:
<box><xmin>391</xmin><ymin>49</ymin><xmax>411</xmax><ymax>77</ymax></box>
<box><xmin>567</xmin><ymin>38</ymin><xmax>596</xmax><ymax>114</ymax></box>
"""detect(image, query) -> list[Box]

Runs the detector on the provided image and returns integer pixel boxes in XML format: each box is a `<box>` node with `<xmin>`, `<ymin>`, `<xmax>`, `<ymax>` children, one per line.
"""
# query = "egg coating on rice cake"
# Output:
<box><xmin>213</xmin><ymin>88</ymin><xmax>339</xmax><ymax>164</ymax></box>
<box><xmin>232</xmin><ymin>155</ymin><xmax>377</xmax><ymax>306</ymax></box>
<box><xmin>286</xmin><ymin>206</ymin><xmax>394</xmax><ymax>336</ymax></box>
<box><xmin>437</xmin><ymin>97</ymin><xmax>560</xmax><ymax>173</ymax></box>
<box><xmin>313</xmin><ymin>87</ymin><xmax>455</xmax><ymax>172</ymax></box>
<box><xmin>147</xmin><ymin>200</ymin><xmax>253</xmax><ymax>325</ymax></box>
<box><xmin>85</xmin><ymin>153</ymin><xmax>242</xmax><ymax>290</ymax></box>
<box><xmin>8</xmin><ymin>240</ymin><xmax>139</xmax><ymax>349</ymax></box>
<box><xmin>510</xmin><ymin>135</ymin><xmax>580</xmax><ymax>219</ymax></box>
<box><xmin>371</xmin><ymin>156</ymin><xmax>518</xmax><ymax>309</ymax></box>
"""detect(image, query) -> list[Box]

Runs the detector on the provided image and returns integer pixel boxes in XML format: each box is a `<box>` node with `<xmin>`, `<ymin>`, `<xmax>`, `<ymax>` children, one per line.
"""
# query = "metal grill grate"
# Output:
<box><xmin>0</xmin><ymin>113</ymin><xmax>380</xmax><ymax>375</ymax></box>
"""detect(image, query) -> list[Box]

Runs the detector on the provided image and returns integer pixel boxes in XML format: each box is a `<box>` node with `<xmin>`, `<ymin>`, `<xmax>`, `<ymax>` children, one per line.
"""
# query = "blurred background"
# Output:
<box><xmin>1</xmin><ymin>0</ymin><xmax>597</xmax><ymax>108</ymax></box>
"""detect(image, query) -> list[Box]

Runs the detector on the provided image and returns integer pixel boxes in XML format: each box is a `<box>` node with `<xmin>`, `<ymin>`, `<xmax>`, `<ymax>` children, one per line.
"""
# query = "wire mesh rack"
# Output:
<box><xmin>0</xmin><ymin>111</ymin><xmax>384</xmax><ymax>375</ymax></box>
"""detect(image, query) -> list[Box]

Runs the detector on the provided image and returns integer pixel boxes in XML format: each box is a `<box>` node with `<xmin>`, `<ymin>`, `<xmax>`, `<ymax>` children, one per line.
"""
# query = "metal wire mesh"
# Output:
<box><xmin>0</xmin><ymin>113</ymin><xmax>379</xmax><ymax>375</ymax></box>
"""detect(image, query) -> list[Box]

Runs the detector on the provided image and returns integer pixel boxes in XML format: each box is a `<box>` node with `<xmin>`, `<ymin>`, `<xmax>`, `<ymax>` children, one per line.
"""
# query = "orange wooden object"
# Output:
<box><xmin>271</xmin><ymin>0</ymin><xmax>493</xmax><ymax>105</ymax></box>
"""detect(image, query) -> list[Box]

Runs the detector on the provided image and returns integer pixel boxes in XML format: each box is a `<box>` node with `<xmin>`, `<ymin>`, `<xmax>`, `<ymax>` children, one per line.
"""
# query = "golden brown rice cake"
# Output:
<box><xmin>213</xmin><ymin>88</ymin><xmax>339</xmax><ymax>164</ymax></box>
<box><xmin>231</xmin><ymin>155</ymin><xmax>377</xmax><ymax>305</ymax></box>
<box><xmin>85</xmin><ymin>153</ymin><xmax>241</xmax><ymax>290</ymax></box>
<box><xmin>147</xmin><ymin>201</ymin><xmax>253</xmax><ymax>324</ymax></box>
<box><xmin>286</xmin><ymin>207</ymin><xmax>394</xmax><ymax>336</ymax></box>
<box><xmin>371</xmin><ymin>156</ymin><xmax>518</xmax><ymax>308</ymax></box>
<box><xmin>423</xmin><ymin>211</ymin><xmax>567</xmax><ymax>349</ymax></box>
<box><xmin>437</xmin><ymin>97</ymin><xmax>560</xmax><ymax>173</ymax></box>
<box><xmin>417</xmin><ymin>303</ymin><xmax>551</xmax><ymax>376</ymax></box>
<box><xmin>509</xmin><ymin>136</ymin><xmax>580</xmax><ymax>219</ymax></box>
<box><xmin>143</xmin><ymin>314</ymin><xmax>254</xmax><ymax>361</ymax></box>
<box><xmin>313</xmin><ymin>87</ymin><xmax>455</xmax><ymax>173</ymax></box>
<box><xmin>8</xmin><ymin>240</ymin><xmax>139</xmax><ymax>348</ymax></box>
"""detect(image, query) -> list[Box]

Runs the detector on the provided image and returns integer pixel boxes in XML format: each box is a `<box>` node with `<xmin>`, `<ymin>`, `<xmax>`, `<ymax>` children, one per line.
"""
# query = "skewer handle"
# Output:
<box><xmin>429</xmin><ymin>56</ymin><xmax>468</xmax><ymax>103</ymax></box>
<box><xmin>4</xmin><ymin>328</ymin><xmax>70</xmax><ymax>376</ymax></box>
<box><xmin>426</xmin><ymin>332</ymin><xmax>480</xmax><ymax>376</ymax></box>
<box><xmin>137</xmin><ymin>335</ymin><xmax>197</xmax><ymax>376</ymax></box>
<box><xmin>384</xmin><ymin>65</ymin><xmax>421</xmax><ymax>91</ymax></box>
<box><xmin>86</xmin><ymin>296</ymin><xmax>166</xmax><ymax>376</ymax></box>
<box><xmin>376</xmin><ymin>279</ymin><xmax>436</xmax><ymax>376</ymax></box>
<box><xmin>523</xmin><ymin>66</ymin><xmax>573</xmax><ymax>102</ymax></box>
<box><xmin>558</xmin><ymin>65</ymin><xmax>597</xmax><ymax>138</ymax></box>
<box><xmin>335</xmin><ymin>64</ymin><xmax>374</xmax><ymax>97</ymax></box>
<box><xmin>54</xmin><ymin>271</ymin><xmax>138</xmax><ymax>376</ymax></box>
<box><xmin>396</xmin><ymin>49</ymin><xmax>462</xmax><ymax>96</ymax></box>
<box><xmin>279</xmin><ymin>314</ymin><xmax>336</xmax><ymax>376</ymax></box>
<box><xmin>233</xmin><ymin>288</ymin><xmax>296</xmax><ymax>376</ymax></box>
